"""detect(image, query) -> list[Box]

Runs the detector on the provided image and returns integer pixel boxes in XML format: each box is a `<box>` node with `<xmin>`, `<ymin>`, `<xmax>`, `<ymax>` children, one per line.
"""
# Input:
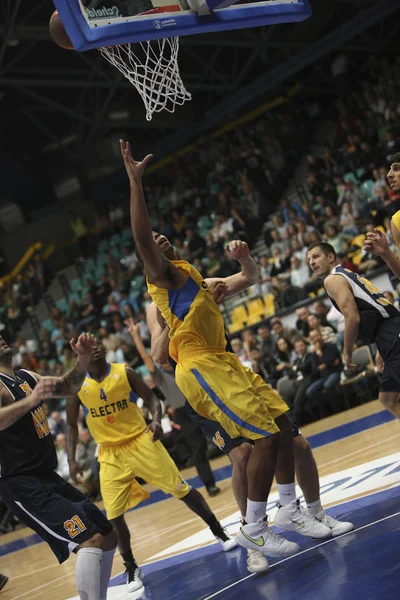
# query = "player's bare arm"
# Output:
<box><xmin>0</xmin><ymin>377</ymin><xmax>57</xmax><ymax>431</ymax></box>
<box><xmin>363</xmin><ymin>227</ymin><xmax>400</xmax><ymax>279</ymax></box>
<box><xmin>125</xmin><ymin>366</ymin><xmax>163</xmax><ymax>441</ymax></box>
<box><xmin>324</xmin><ymin>275</ymin><xmax>360</xmax><ymax>370</ymax></box>
<box><xmin>65</xmin><ymin>394</ymin><xmax>84</xmax><ymax>483</ymax></box>
<box><xmin>147</xmin><ymin>302</ymin><xmax>170</xmax><ymax>365</ymax></box>
<box><xmin>120</xmin><ymin>140</ymin><xmax>187</xmax><ymax>290</ymax></box>
<box><xmin>206</xmin><ymin>241</ymin><xmax>260</xmax><ymax>299</ymax></box>
<box><xmin>125</xmin><ymin>317</ymin><xmax>156</xmax><ymax>374</ymax></box>
<box><xmin>47</xmin><ymin>333</ymin><xmax>98</xmax><ymax>397</ymax></box>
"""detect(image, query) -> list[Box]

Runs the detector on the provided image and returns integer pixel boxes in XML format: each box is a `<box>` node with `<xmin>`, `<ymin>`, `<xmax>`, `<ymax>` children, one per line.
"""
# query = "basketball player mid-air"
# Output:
<box><xmin>66</xmin><ymin>341</ymin><xmax>236</xmax><ymax>594</ymax></box>
<box><xmin>145</xmin><ymin>245</ymin><xmax>354</xmax><ymax>573</ymax></box>
<box><xmin>307</xmin><ymin>241</ymin><xmax>400</xmax><ymax>417</ymax></box>
<box><xmin>120</xmin><ymin>139</ymin><xmax>315</xmax><ymax>557</ymax></box>
<box><xmin>0</xmin><ymin>333</ymin><xmax>117</xmax><ymax>600</ymax></box>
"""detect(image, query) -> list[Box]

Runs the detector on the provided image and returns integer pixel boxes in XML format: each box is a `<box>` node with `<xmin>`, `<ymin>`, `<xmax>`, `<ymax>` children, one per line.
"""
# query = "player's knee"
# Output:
<box><xmin>229</xmin><ymin>443</ymin><xmax>252</xmax><ymax>472</ymax></box>
<box><xmin>293</xmin><ymin>435</ymin><xmax>311</xmax><ymax>459</ymax></box>
<box><xmin>379</xmin><ymin>392</ymin><xmax>400</xmax><ymax>411</ymax></box>
<box><xmin>101</xmin><ymin>529</ymin><xmax>118</xmax><ymax>551</ymax></box>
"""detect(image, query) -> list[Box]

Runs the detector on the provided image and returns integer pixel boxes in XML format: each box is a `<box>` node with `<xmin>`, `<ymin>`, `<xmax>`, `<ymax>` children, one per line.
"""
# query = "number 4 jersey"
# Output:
<box><xmin>327</xmin><ymin>265</ymin><xmax>400</xmax><ymax>342</ymax></box>
<box><xmin>77</xmin><ymin>363</ymin><xmax>147</xmax><ymax>446</ymax></box>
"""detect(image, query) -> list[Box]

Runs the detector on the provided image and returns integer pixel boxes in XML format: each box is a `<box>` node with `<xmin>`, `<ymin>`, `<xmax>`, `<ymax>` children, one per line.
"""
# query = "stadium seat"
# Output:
<box><xmin>69</xmin><ymin>278</ymin><xmax>82</xmax><ymax>293</ymax></box>
<box><xmin>360</xmin><ymin>179</ymin><xmax>374</xmax><ymax>200</ymax></box>
<box><xmin>229</xmin><ymin>304</ymin><xmax>248</xmax><ymax>331</ymax></box>
<box><xmin>264</xmin><ymin>293</ymin><xmax>275</xmax><ymax>317</ymax></box>
<box><xmin>343</xmin><ymin>172</ymin><xmax>358</xmax><ymax>185</ymax></box>
<box><xmin>56</xmin><ymin>298</ymin><xmax>70</xmax><ymax>315</ymax></box>
<box><xmin>41</xmin><ymin>318</ymin><xmax>53</xmax><ymax>332</ymax></box>
<box><xmin>246</xmin><ymin>298</ymin><xmax>265</xmax><ymax>324</ymax></box>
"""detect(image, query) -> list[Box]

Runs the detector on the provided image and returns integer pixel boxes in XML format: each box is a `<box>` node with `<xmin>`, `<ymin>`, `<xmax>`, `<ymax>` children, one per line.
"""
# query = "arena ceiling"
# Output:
<box><xmin>0</xmin><ymin>0</ymin><xmax>399</xmax><ymax>180</ymax></box>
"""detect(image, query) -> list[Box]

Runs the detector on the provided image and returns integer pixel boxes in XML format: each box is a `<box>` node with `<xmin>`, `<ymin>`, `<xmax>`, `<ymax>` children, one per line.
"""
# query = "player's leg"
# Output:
<box><xmin>177</xmin><ymin>405</ymin><xmax>220</xmax><ymax>496</ymax></box>
<box><xmin>109</xmin><ymin>514</ymin><xmax>144</xmax><ymax>593</ymax></box>
<box><xmin>98</xmin><ymin>445</ymin><xmax>146</xmax><ymax>593</ymax></box>
<box><xmin>293</xmin><ymin>433</ymin><xmax>354</xmax><ymax>536</ymax></box>
<box><xmin>132</xmin><ymin>430</ymin><xmax>237</xmax><ymax>551</ymax></box>
<box><xmin>380</xmin><ymin>391</ymin><xmax>400</xmax><ymax>417</ymax></box>
<box><xmin>0</xmin><ymin>473</ymin><xmax>116</xmax><ymax>600</ymax></box>
<box><xmin>0</xmin><ymin>573</ymin><xmax>8</xmax><ymax>591</ymax></box>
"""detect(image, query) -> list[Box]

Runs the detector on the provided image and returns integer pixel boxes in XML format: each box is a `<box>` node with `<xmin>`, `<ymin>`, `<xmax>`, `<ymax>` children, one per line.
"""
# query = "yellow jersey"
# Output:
<box><xmin>77</xmin><ymin>363</ymin><xmax>146</xmax><ymax>446</ymax></box>
<box><xmin>392</xmin><ymin>210</ymin><xmax>400</xmax><ymax>232</ymax></box>
<box><xmin>147</xmin><ymin>260</ymin><xmax>226</xmax><ymax>364</ymax></box>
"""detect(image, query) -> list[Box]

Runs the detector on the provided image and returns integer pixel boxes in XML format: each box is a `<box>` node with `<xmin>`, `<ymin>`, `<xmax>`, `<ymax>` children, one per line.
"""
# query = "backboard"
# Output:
<box><xmin>53</xmin><ymin>0</ymin><xmax>312</xmax><ymax>49</ymax></box>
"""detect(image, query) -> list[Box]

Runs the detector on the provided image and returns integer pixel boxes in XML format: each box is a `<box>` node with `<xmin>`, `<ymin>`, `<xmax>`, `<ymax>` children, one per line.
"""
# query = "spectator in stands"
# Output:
<box><xmin>55</xmin><ymin>433</ymin><xmax>70</xmax><ymax>480</ymax></box>
<box><xmin>312</xmin><ymin>300</ymin><xmax>334</xmax><ymax>328</ymax></box>
<box><xmin>289</xmin><ymin>337</ymin><xmax>317</xmax><ymax>424</ymax></box>
<box><xmin>49</xmin><ymin>411</ymin><xmax>66</xmax><ymax>437</ymax></box>
<box><xmin>295</xmin><ymin>306</ymin><xmax>311</xmax><ymax>338</ymax></box>
<box><xmin>307</xmin><ymin>314</ymin><xmax>337</xmax><ymax>346</ymax></box>
<box><xmin>270</xmin><ymin>317</ymin><xmax>298</xmax><ymax>345</ymax></box>
<box><xmin>257</xmin><ymin>324</ymin><xmax>274</xmax><ymax>360</ymax></box>
<box><xmin>274</xmin><ymin>337</ymin><xmax>295</xmax><ymax>378</ymax></box>
<box><xmin>231</xmin><ymin>338</ymin><xmax>251</xmax><ymax>367</ymax></box>
<box><xmin>76</xmin><ymin>428</ymin><xmax>99</xmax><ymax>499</ymax></box>
<box><xmin>305</xmin><ymin>330</ymin><xmax>342</xmax><ymax>404</ymax></box>
<box><xmin>278</xmin><ymin>278</ymin><xmax>307</xmax><ymax>309</ymax></box>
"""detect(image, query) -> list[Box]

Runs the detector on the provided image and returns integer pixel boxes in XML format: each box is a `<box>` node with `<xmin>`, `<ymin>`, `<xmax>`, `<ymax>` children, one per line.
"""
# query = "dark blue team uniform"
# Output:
<box><xmin>0</xmin><ymin>370</ymin><xmax>112</xmax><ymax>563</ymax></box>
<box><xmin>328</xmin><ymin>266</ymin><xmax>400</xmax><ymax>393</ymax></box>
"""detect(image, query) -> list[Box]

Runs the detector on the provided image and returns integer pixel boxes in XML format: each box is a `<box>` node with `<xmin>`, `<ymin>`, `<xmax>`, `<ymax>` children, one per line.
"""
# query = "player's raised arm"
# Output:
<box><xmin>363</xmin><ymin>227</ymin><xmax>400</xmax><ymax>279</ymax></box>
<box><xmin>205</xmin><ymin>240</ymin><xmax>260</xmax><ymax>299</ymax></box>
<box><xmin>125</xmin><ymin>317</ymin><xmax>156</xmax><ymax>373</ymax></box>
<box><xmin>147</xmin><ymin>303</ymin><xmax>170</xmax><ymax>365</ymax></box>
<box><xmin>125</xmin><ymin>367</ymin><xmax>163</xmax><ymax>442</ymax></box>
<box><xmin>52</xmin><ymin>333</ymin><xmax>97</xmax><ymax>397</ymax></box>
<box><xmin>120</xmin><ymin>140</ymin><xmax>185</xmax><ymax>290</ymax></box>
<box><xmin>324</xmin><ymin>275</ymin><xmax>360</xmax><ymax>370</ymax></box>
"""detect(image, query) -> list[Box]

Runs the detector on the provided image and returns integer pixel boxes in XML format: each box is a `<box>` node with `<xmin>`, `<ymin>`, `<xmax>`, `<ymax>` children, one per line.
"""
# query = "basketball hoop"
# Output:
<box><xmin>100</xmin><ymin>37</ymin><xmax>191</xmax><ymax>121</ymax></box>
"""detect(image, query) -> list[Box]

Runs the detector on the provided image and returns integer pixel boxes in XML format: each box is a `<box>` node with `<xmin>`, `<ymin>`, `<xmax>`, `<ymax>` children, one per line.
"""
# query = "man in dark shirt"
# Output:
<box><xmin>257</xmin><ymin>324</ymin><xmax>274</xmax><ymax>360</ymax></box>
<box><xmin>305</xmin><ymin>330</ymin><xmax>342</xmax><ymax>401</ymax></box>
<box><xmin>289</xmin><ymin>338</ymin><xmax>318</xmax><ymax>424</ymax></box>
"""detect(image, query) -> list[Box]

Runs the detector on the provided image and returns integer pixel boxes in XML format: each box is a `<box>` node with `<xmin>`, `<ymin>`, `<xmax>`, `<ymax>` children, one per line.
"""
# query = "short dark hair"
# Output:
<box><xmin>307</xmin><ymin>242</ymin><xmax>337</xmax><ymax>259</ymax></box>
<box><xmin>389</xmin><ymin>152</ymin><xmax>400</xmax><ymax>164</ymax></box>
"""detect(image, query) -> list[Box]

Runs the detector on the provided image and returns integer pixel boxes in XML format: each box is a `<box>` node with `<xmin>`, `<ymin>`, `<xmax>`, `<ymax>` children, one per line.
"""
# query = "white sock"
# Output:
<box><xmin>76</xmin><ymin>547</ymin><xmax>103</xmax><ymax>600</ymax></box>
<box><xmin>306</xmin><ymin>499</ymin><xmax>322</xmax><ymax>516</ymax></box>
<box><xmin>100</xmin><ymin>548</ymin><xmax>116</xmax><ymax>600</ymax></box>
<box><xmin>277</xmin><ymin>482</ymin><xmax>297</xmax><ymax>507</ymax></box>
<box><xmin>245</xmin><ymin>500</ymin><xmax>267</xmax><ymax>524</ymax></box>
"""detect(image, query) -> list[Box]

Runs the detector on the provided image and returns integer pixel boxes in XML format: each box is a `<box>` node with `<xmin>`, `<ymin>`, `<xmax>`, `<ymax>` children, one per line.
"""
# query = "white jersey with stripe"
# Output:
<box><xmin>327</xmin><ymin>265</ymin><xmax>400</xmax><ymax>342</ymax></box>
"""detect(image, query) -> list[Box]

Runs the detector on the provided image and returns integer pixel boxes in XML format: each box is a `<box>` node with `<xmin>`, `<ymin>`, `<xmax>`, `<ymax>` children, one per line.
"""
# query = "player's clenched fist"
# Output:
<box><xmin>226</xmin><ymin>240</ymin><xmax>249</xmax><ymax>261</ymax></box>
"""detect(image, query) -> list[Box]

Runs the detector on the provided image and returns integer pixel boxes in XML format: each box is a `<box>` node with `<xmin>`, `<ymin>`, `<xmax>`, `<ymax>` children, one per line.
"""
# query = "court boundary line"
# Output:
<box><xmin>202</xmin><ymin>510</ymin><xmax>400</xmax><ymax>599</ymax></box>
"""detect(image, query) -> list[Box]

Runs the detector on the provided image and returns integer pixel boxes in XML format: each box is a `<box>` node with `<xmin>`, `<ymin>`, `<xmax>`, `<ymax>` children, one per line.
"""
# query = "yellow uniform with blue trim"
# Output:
<box><xmin>392</xmin><ymin>210</ymin><xmax>400</xmax><ymax>232</ymax></box>
<box><xmin>147</xmin><ymin>260</ymin><xmax>287</xmax><ymax>440</ymax></box>
<box><xmin>77</xmin><ymin>363</ymin><xmax>190</xmax><ymax>520</ymax></box>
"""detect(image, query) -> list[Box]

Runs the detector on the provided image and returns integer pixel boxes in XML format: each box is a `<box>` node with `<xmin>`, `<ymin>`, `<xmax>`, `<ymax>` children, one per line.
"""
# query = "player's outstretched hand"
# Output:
<box><xmin>120</xmin><ymin>139</ymin><xmax>153</xmax><ymax>184</ymax></box>
<box><xmin>375</xmin><ymin>350</ymin><xmax>384</xmax><ymax>373</ymax></box>
<box><xmin>70</xmin><ymin>333</ymin><xmax>97</xmax><ymax>357</ymax></box>
<box><xmin>146</xmin><ymin>421</ymin><xmax>163</xmax><ymax>442</ymax></box>
<box><xmin>226</xmin><ymin>240</ymin><xmax>250</xmax><ymax>261</ymax></box>
<box><xmin>363</xmin><ymin>229</ymin><xmax>389</xmax><ymax>256</ymax></box>
<box><xmin>30</xmin><ymin>377</ymin><xmax>58</xmax><ymax>408</ymax></box>
<box><xmin>124</xmin><ymin>317</ymin><xmax>141</xmax><ymax>337</ymax></box>
<box><xmin>208</xmin><ymin>280</ymin><xmax>228</xmax><ymax>303</ymax></box>
<box><xmin>68</xmin><ymin>459</ymin><xmax>84</xmax><ymax>484</ymax></box>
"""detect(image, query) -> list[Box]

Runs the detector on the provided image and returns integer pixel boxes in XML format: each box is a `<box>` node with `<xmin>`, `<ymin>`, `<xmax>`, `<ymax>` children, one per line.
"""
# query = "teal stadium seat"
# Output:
<box><xmin>360</xmin><ymin>180</ymin><xmax>374</xmax><ymax>200</ymax></box>
<box><xmin>41</xmin><ymin>318</ymin><xmax>53</xmax><ymax>332</ymax></box>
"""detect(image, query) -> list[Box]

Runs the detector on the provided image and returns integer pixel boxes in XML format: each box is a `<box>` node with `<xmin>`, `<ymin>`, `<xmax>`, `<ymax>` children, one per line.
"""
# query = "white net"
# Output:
<box><xmin>100</xmin><ymin>38</ymin><xmax>192</xmax><ymax>121</ymax></box>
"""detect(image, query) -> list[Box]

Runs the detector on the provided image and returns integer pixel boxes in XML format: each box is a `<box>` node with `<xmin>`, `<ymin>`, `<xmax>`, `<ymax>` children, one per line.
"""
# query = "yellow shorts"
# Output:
<box><xmin>176</xmin><ymin>352</ymin><xmax>288</xmax><ymax>441</ymax></box>
<box><xmin>98</xmin><ymin>431</ymin><xmax>191</xmax><ymax>520</ymax></box>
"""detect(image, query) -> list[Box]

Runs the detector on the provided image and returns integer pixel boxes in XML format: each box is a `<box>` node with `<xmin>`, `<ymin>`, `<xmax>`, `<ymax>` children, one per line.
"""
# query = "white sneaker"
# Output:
<box><xmin>314</xmin><ymin>510</ymin><xmax>354</xmax><ymax>537</ymax></box>
<box><xmin>214</xmin><ymin>528</ymin><xmax>238</xmax><ymax>551</ymax></box>
<box><xmin>247</xmin><ymin>549</ymin><xmax>270</xmax><ymax>574</ymax></box>
<box><xmin>237</xmin><ymin>516</ymin><xmax>299</xmax><ymax>557</ymax></box>
<box><xmin>125</xmin><ymin>564</ymin><xmax>144</xmax><ymax>593</ymax></box>
<box><xmin>274</xmin><ymin>500</ymin><xmax>332</xmax><ymax>539</ymax></box>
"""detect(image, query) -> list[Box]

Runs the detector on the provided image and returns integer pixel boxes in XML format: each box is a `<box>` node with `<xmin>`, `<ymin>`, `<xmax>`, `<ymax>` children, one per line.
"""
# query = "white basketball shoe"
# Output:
<box><xmin>246</xmin><ymin>549</ymin><xmax>270</xmax><ymax>574</ymax></box>
<box><xmin>314</xmin><ymin>509</ymin><xmax>355</xmax><ymax>537</ymax></box>
<box><xmin>237</xmin><ymin>516</ymin><xmax>299</xmax><ymax>557</ymax></box>
<box><xmin>274</xmin><ymin>499</ymin><xmax>332</xmax><ymax>539</ymax></box>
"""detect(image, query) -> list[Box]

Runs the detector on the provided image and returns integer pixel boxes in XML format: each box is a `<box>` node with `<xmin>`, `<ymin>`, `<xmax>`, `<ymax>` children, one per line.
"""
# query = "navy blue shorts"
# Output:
<box><xmin>0</xmin><ymin>471</ymin><xmax>112</xmax><ymax>563</ymax></box>
<box><xmin>376</xmin><ymin>318</ymin><xmax>400</xmax><ymax>393</ymax></box>
<box><xmin>185</xmin><ymin>401</ymin><xmax>301</xmax><ymax>455</ymax></box>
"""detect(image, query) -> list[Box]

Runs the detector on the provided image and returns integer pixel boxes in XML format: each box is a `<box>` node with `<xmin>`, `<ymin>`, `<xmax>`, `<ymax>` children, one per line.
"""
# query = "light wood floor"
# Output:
<box><xmin>1</xmin><ymin>401</ymin><xmax>398</xmax><ymax>600</ymax></box>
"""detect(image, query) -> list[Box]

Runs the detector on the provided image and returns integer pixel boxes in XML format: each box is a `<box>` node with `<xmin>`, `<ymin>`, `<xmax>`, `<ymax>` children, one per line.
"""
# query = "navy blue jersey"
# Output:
<box><xmin>327</xmin><ymin>266</ymin><xmax>400</xmax><ymax>343</ymax></box>
<box><xmin>0</xmin><ymin>370</ymin><xmax>57</xmax><ymax>477</ymax></box>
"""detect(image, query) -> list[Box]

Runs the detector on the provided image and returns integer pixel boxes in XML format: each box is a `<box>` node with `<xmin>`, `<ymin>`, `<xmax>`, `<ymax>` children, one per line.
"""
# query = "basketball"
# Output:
<box><xmin>49</xmin><ymin>11</ymin><xmax>75</xmax><ymax>50</ymax></box>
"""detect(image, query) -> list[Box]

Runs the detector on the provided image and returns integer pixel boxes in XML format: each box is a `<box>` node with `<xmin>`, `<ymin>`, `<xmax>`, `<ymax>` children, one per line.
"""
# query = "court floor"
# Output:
<box><xmin>1</xmin><ymin>400</ymin><xmax>399</xmax><ymax>599</ymax></box>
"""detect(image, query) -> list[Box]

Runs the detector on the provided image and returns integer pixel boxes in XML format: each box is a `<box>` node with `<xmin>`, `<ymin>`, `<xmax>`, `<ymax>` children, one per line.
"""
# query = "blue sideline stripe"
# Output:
<box><xmin>191</xmin><ymin>368</ymin><xmax>273</xmax><ymax>437</ymax></box>
<box><xmin>307</xmin><ymin>410</ymin><xmax>395</xmax><ymax>450</ymax></box>
<box><xmin>0</xmin><ymin>409</ymin><xmax>394</xmax><ymax>558</ymax></box>
<box><xmin>168</xmin><ymin>276</ymin><xmax>199</xmax><ymax>322</ymax></box>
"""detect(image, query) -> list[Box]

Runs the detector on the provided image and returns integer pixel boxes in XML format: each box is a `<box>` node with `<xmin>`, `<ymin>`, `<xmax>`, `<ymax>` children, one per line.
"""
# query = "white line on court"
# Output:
<box><xmin>203</xmin><ymin>510</ymin><xmax>400</xmax><ymax>599</ymax></box>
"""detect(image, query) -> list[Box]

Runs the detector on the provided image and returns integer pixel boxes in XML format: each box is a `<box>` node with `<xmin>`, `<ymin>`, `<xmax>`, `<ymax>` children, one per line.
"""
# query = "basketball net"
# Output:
<box><xmin>100</xmin><ymin>38</ymin><xmax>192</xmax><ymax>121</ymax></box>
